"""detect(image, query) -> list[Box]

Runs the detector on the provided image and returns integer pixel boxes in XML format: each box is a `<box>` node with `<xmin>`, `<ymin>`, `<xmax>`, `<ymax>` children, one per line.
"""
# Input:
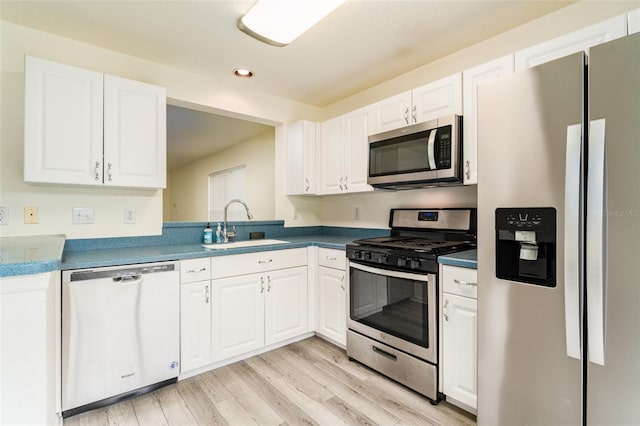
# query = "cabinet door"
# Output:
<box><xmin>211</xmin><ymin>274</ymin><xmax>264</xmax><ymax>362</ymax></box>
<box><xmin>180</xmin><ymin>281</ymin><xmax>212</xmax><ymax>373</ymax></box>
<box><xmin>286</xmin><ymin>120</ymin><xmax>317</xmax><ymax>195</ymax></box>
<box><xmin>0</xmin><ymin>273</ymin><xmax>53</xmax><ymax>426</ymax></box>
<box><xmin>412</xmin><ymin>73</ymin><xmax>462</xmax><ymax>124</ymax></box>
<box><xmin>317</xmin><ymin>266</ymin><xmax>346</xmax><ymax>346</ymax></box>
<box><xmin>370</xmin><ymin>91</ymin><xmax>412</xmax><ymax>134</ymax></box>
<box><xmin>343</xmin><ymin>106</ymin><xmax>374</xmax><ymax>194</ymax></box>
<box><xmin>514</xmin><ymin>15</ymin><xmax>626</xmax><ymax>71</ymax></box>
<box><xmin>265</xmin><ymin>267</ymin><xmax>308</xmax><ymax>346</ymax></box>
<box><xmin>103</xmin><ymin>75</ymin><xmax>166</xmax><ymax>188</ymax></box>
<box><xmin>319</xmin><ymin>115</ymin><xmax>345</xmax><ymax>194</ymax></box>
<box><xmin>24</xmin><ymin>56</ymin><xmax>104</xmax><ymax>185</ymax></box>
<box><xmin>443</xmin><ymin>293</ymin><xmax>478</xmax><ymax>410</ymax></box>
<box><xmin>462</xmin><ymin>55</ymin><xmax>514</xmax><ymax>185</ymax></box>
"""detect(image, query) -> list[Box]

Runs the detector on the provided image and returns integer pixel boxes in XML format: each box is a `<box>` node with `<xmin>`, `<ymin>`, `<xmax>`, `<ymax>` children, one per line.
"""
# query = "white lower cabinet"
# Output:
<box><xmin>212</xmin><ymin>266</ymin><xmax>308</xmax><ymax>362</ymax></box>
<box><xmin>316</xmin><ymin>248</ymin><xmax>347</xmax><ymax>347</ymax></box>
<box><xmin>180</xmin><ymin>249</ymin><xmax>309</xmax><ymax>375</ymax></box>
<box><xmin>0</xmin><ymin>272</ymin><xmax>58</xmax><ymax>425</ymax></box>
<box><xmin>441</xmin><ymin>265</ymin><xmax>478</xmax><ymax>413</ymax></box>
<box><xmin>180</xmin><ymin>280</ymin><xmax>212</xmax><ymax>372</ymax></box>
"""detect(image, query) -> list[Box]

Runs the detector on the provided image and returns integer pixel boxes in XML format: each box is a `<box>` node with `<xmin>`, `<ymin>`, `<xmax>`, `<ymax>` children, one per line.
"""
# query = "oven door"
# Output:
<box><xmin>347</xmin><ymin>260</ymin><xmax>437</xmax><ymax>363</ymax></box>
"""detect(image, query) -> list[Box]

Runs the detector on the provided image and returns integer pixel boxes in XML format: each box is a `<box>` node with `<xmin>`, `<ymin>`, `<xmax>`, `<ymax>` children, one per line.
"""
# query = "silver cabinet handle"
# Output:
<box><xmin>344</xmin><ymin>176</ymin><xmax>348</xmax><ymax>191</ymax></box>
<box><xmin>465</xmin><ymin>160</ymin><xmax>471</xmax><ymax>180</ymax></box>
<box><xmin>267</xmin><ymin>275</ymin><xmax>271</xmax><ymax>292</ymax></box>
<box><xmin>326</xmin><ymin>256</ymin><xmax>337</xmax><ymax>261</ymax></box>
<box><xmin>564</xmin><ymin>123</ymin><xmax>582</xmax><ymax>360</ymax></box>
<box><xmin>587</xmin><ymin>118</ymin><xmax>606</xmax><ymax>366</ymax></box>
<box><xmin>340</xmin><ymin>274</ymin><xmax>345</xmax><ymax>290</ymax></box>
<box><xmin>404</xmin><ymin>107</ymin><xmax>409</xmax><ymax>125</ymax></box>
<box><xmin>305</xmin><ymin>178</ymin><xmax>310</xmax><ymax>192</ymax></box>
<box><xmin>454</xmin><ymin>279</ymin><xmax>477</xmax><ymax>287</ymax></box>
<box><xmin>261</xmin><ymin>276</ymin><xmax>265</xmax><ymax>293</ymax></box>
<box><xmin>94</xmin><ymin>161</ymin><xmax>101</xmax><ymax>181</ymax></box>
<box><xmin>443</xmin><ymin>298</ymin><xmax>449</xmax><ymax>321</ymax></box>
<box><xmin>412</xmin><ymin>105</ymin><xmax>417</xmax><ymax>123</ymax></box>
<box><xmin>258</xmin><ymin>259</ymin><xmax>273</xmax><ymax>264</ymax></box>
<box><xmin>205</xmin><ymin>285</ymin><xmax>210</xmax><ymax>304</ymax></box>
<box><xmin>339</xmin><ymin>176</ymin><xmax>344</xmax><ymax>191</ymax></box>
<box><xmin>107</xmin><ymin>162</ymin><xmax>113</xmax><ymax>182</ymax></box>
<box><xmin>186</xmin><ymin>267</ymin><xmax>207</xmax><ymax>273</ymax></box>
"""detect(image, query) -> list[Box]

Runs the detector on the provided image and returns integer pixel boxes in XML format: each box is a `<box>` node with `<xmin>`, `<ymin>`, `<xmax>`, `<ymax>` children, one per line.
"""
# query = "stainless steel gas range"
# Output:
<box><xmin>346</xmin><ymin>208</ymin><xmax>476</xmax><ymax>403</ymax></box>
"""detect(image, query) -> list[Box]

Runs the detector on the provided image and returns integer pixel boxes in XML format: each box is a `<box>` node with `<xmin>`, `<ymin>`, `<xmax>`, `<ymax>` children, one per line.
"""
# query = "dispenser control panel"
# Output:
<box><xmin>495</xmin><ymin>207</ymin><xmax>556</xmax><ymax>288</ymax></box>
<box><xmin>496</xmin><ymin>208</ymin><xmax>556</xmax><ymax>233</ymax></box>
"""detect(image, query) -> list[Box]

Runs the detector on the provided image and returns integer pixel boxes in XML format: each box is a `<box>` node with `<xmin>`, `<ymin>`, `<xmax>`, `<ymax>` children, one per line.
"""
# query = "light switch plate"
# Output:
<box><xmin>124</xmin><ymin>208</ymin><xmax>136</xmax><ymax>224</ymax></box>
<box><xmin>72</xmin><ymin>207</ymin><xmax>94</xmax><ymax>224</ymax></box>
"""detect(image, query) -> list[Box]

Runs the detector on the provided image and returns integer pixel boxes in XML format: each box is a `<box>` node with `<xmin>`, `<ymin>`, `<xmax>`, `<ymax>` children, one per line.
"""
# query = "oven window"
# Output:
<box><xmin>349</xmin><ymin>266</ymin><xmax>430</xmax><ymax>348</ymax></box>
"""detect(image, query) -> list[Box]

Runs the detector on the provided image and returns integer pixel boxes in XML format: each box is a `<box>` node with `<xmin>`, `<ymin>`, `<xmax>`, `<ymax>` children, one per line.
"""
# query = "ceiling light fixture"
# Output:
<box><xmin>238</xmin><ymin>0</ymin><xmax>345</xmax><ymax>47</ymax></box>
<box><xmin>233</xmin><ymin>68</ymin><xmax>254</xmax><ymax>78</ymax></box>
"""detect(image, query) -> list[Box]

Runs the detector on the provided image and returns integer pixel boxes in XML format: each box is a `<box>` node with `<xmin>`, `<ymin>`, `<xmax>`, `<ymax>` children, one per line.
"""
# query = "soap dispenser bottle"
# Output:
<box><xmin>215</xmin><ymin>223</ymin><xmax>223</xmax><ymax>243</ymax></box>
<box><xmin>203</xmin><ymin>223</ymin><xmax>213</xmax><ymax>244</ymax></box>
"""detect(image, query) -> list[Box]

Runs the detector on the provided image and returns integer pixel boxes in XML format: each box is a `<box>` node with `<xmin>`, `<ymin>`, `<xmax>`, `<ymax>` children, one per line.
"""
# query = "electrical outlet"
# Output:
<box><xmin>293</xmin><ymin>208</ymin><xmax>299</xmax><ymax>220</ymax></box>
<box><xmin>124</xmin><ymin>208</ymin><xmax>136</xmax><ymax>224</ymax></box>
<box><xmin>72</xmin><ymin>207</ymin><xmax>94</xmax><ymax>224</ymax></box>
<box><xmin>24</xmin><ymin>207</ymin><xmax>39</xmax><ymax>224</ymax></box>
<box><xmin>0</xmin><ymin>206</ymin><xmax>8</xmax><ymax>225</ymax></box>
<box><xmin>354</xmin><ymin>206</ymin><xmax>361</xmax><ymax>220</ymax></box>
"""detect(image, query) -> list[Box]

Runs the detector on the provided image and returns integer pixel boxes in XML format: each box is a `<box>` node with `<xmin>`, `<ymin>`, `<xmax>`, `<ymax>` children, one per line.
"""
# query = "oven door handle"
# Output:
<box><xmin>349</xmin><ymin>261</ymin><xmax>434</xmax><ymax>282</ymax></box>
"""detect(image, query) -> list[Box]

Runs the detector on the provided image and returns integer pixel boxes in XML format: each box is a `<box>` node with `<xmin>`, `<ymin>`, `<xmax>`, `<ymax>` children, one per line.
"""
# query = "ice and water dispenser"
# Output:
<box><xmin>495</xmin><ymin>208</ymin><xmax>556</xmax><ymax>287</ymax></box>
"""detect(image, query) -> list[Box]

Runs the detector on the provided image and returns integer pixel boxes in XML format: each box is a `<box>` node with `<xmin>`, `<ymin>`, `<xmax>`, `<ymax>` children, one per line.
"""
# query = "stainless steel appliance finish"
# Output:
<box><xmin>346</xmin><ymin>208</ymin><xmax>476</xmax><ymax>403</ymax></box>
<box><xmin>62</xmin><ymin>261</ymin><xmax>180</xmax><ymax>417</ymax></box>
<box><xmin>477</xmin><ymin>33</ymin><xmax>640</xmax><ymax>425</ymax></box>
<box><xmin>367</xmin><ymin>115</ymin><xmax>462</xmax><ymax>189</ymax></box>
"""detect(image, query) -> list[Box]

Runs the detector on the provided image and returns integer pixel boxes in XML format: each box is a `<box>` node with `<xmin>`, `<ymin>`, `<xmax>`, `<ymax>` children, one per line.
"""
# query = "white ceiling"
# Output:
<box><xmin>0</xmin><ymin>0</ymin><xmax>574</xmax><ymax>169</ymax></box>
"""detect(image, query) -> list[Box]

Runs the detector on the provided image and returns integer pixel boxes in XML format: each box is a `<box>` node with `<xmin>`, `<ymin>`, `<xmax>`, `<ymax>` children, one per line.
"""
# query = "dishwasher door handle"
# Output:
<box><xmin>113</xmin><ymin>274</ymin><xmax>142</xmax><ymax>283</ymax></box>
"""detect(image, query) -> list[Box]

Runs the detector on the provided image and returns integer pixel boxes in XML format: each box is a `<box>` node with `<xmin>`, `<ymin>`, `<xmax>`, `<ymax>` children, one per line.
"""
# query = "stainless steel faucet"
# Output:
<box><xmin>223</xmin><ymin>199</ymin><xmax>253</xmax><ymax>243</ymax></box>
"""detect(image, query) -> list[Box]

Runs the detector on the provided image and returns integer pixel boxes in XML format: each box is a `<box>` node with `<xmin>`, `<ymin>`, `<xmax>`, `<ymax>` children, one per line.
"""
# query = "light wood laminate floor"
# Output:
<box><xmin>64</xmin><ymin>336</ymin><xmax>476</xmax><ymax>426</ymax></box>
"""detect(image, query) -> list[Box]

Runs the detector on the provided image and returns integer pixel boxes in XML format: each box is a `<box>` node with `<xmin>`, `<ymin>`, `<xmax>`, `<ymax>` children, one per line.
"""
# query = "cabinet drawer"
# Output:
<box><xmin>180</xmin><ymin>258</ymin><xmax>211</xmax><ymax>283</ymax></box>
<box><xmin>211</xmin><ymin>248</ymin><xmax>307</xmax><ymax>279</ymax></box>
<box><xmin>442</xmin><ymin>265</ymin><xmax>477</xmax><ymax>299</ymax></box>
<box><xmin>318</xmin><ymin>248</ymin><xmax>345</xmax><ymax>270</ymax></box>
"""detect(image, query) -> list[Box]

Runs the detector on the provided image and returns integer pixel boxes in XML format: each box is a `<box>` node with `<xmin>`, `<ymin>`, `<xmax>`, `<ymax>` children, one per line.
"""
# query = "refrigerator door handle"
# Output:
<box><xmin>564</xmin><ymin>123</ymin><xmax>582</xmax><ymax>360</ymax></box>
<box><xmin>587</xmin><ymin>118</ymin><xmax>607</xmax><ymax>366</ymax></box>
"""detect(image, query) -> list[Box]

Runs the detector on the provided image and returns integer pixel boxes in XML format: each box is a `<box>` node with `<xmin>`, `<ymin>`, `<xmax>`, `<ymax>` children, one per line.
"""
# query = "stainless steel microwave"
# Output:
<box><xmin>367</xmin><ymin>115</ymin><xmax>462</xmax><ymax>189</ymax></box>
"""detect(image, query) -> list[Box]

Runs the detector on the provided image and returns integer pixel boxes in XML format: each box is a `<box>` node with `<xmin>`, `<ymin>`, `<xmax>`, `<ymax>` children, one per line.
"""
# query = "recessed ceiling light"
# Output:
<box><xmin>233</xmin><ymin>68</ymin><xmax>254</xmax><ymax>78</ymax></box>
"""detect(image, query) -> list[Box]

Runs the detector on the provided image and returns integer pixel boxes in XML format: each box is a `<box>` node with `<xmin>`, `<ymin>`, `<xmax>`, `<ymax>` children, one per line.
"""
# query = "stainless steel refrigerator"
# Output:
<box><xmin>476</xmin><ymin>33</ymin><xmax>640</xmax><ymax>425</ymax></box>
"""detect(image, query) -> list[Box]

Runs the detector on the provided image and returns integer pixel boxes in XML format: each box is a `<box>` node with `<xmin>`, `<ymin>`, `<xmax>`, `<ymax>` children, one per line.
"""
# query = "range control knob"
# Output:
<box><xmin>363</xmin><ymin>252</ymin><xmax>372</xmax><ymax>261</ymax></box>
<box><xmin>381</xmin><ymin>254</ymin><xmax>390</xmax><ymax>264</ymax></box>
<box><xmin>354</xmin><ymin>250</ymin><xmax>362</xmax><ymax>259</ymax></box>
<box><xmin>410</xmin><ymin>259</ymin><xmax>422</xmax><ymax>270</ymax></box>
<box><xmin>397</xmin><ymin>257</ymin><xmax>407</xmax><ymax>267</ymax></box>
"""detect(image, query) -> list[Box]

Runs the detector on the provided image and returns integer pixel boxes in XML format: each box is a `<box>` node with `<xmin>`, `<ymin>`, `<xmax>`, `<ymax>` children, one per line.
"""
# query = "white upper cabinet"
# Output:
<box><xmin>319</xmin><ymin>106</ymin><xmax>373</xmax><ymax>195</ymax></box>
<box><xmin>514</xmin><ymin>15</ymin><xmax>627</xmax><ymax>71</ymax></box>
<box><xmin>629</xmin><ymin>8</ymin><xmax>640</xmax><ymax>34</ymax></box>
<box><xmin>462</xmin><ymin>54</ymin><xmax>514</xmax><ymax>185</ymax></box>
<box><xmin>286</xmin><ymin>120</ymin><xmax>317</xmax><ymax>195</ymax></box>
<box><xmin>103</xmin><ymin>75</ymin><xmax>166</xmax><ymax>188</ymax></box>
<box><xmin>412</xmin><ymin>73</ymin><xmax>463</xmax><ymax>124</ymax></box>
<box><xmin>371</xmin><ymin>73</ymin><xmax>462</xmax><ymax>134</ymax></box>
<box><xmin>24</xmin><ymin>56</ymin><xmax>104</xmax><ymax>185</ymax></box>
<box><xmin>24</xmin><ymin>56</ymin><xmax>167</xmax><ymax>189</ymax></box>
<box><xmin>370</xmin><ymin>91</ymin><xmax>412</xmax><ymax>134</ymax></box>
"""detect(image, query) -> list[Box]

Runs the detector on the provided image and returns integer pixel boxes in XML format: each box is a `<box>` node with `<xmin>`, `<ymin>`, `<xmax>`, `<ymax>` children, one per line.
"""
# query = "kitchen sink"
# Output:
<box><xmin>202</xmin><ymin>239</ymin><xmax>290</xmax><ymax>250</ymax></box>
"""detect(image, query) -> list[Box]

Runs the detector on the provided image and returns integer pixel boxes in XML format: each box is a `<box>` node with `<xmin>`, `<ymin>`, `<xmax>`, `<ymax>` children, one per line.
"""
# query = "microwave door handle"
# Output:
<box><xmin>427</xmin><ymin>129</ymin><xmax>437</xmax><ymax>170</ymax></box>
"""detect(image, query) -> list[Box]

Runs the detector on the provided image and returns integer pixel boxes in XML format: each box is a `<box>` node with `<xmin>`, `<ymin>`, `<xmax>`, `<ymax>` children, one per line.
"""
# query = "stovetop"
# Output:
<box><xmin>346</xmin><ymin>208</ymin><xmax>477</xmax><ymax>273</ymax></box>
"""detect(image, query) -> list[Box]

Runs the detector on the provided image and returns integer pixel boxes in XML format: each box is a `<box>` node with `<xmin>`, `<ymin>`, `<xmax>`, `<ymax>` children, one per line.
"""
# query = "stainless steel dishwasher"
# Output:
<box><xmin>61</xmin><ymin>261</ymin><xmax>180</xmax><ymax>417</ymax></box>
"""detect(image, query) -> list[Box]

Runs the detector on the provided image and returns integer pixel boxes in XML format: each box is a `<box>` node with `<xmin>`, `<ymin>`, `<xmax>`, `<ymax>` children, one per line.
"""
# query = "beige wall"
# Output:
<box><xmin>0</xmin><ymin>20</ymin><xmax>320</xmax><ymax>238</ymax></box>
<box><xmin>165</xmin><ymin>130</ymin><xmax>275</xmax><ymax>222</ymax></box>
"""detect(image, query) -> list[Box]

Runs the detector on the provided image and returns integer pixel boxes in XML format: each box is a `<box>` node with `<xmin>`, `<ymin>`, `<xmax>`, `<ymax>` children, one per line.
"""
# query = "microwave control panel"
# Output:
<box><xmin>435</xmin><ymin>126</ymin><xmax>452</xmax><ymax>169</ymax></box>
